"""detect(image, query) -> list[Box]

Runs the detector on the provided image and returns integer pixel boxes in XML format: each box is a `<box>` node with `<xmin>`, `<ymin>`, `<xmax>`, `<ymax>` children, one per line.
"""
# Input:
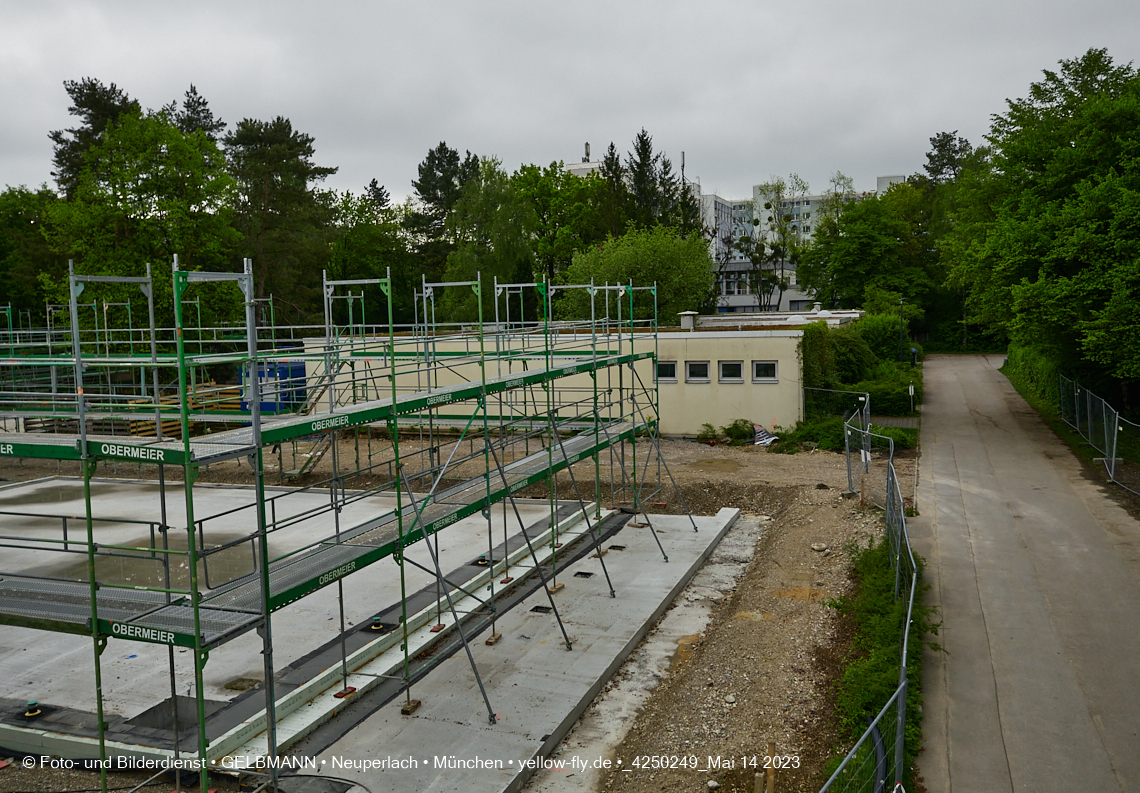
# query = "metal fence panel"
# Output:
<box><xmin>1057</xmin><ymin>375</ymin><xmax>1140</xmax><ymax>498</ymax></box>
<box><xmin>819</xmin><ymin>686</ymin><xmax>903</xmax><ymax>793</ymax></box>
<box><xmin>828</xmin><ymin>438</ymin><xmax>918</xmax><ymax>792</ymax></box>
<box><xmin>1059</xmin><ymin>375</ymin><xmax>1076</xmax><ymax>427</ymax></box>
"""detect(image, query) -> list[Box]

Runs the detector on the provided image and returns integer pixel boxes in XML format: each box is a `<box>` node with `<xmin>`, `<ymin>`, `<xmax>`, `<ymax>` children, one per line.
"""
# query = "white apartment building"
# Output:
<box><xmin>702</xmin><ymin>192</ymin><xmax>811</xmax><ymax>313</ymax></box>
<box><xmin>705</xmin><ymin>175</ymin><xmax>907</xmax><ymax>313</ymax></box>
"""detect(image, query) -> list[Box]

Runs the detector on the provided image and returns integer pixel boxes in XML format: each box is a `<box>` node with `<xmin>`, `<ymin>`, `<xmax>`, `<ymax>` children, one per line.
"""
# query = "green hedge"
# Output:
<box><xmin>1002</xmin><ymin>343</ymin><xmax>1060</xmax><ymax>406</ymax></box>
<box><xmin>849</xmin><ymin>363</ymin><xmax>922</xmax><ymax>416</ymax></box>
<box><xmin>868</xmin><ymin>424</ymin><xmax>918</xmax><ymax>450</ymax></box>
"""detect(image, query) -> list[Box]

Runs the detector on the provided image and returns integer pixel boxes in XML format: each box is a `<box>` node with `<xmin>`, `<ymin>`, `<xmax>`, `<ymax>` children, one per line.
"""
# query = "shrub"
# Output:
<box><xmin>1003</xmin><ymin>343</ymin><xmax>1060</xmax><ymax>406</ymax></box>
<box><xmin>868</xmin><ymin>424</ymin><xmax>917</xmax><ymax>450</ymax></box>
<box><xmin>801</xmin><ymin>320</ymin><xmax>837</xmax><ymax>389</ymax></box>
<box><xmin>696</xmin><ymin>423</ymin><xmax>718</xmax><ymax>442</ymax></box>
<box><xmin>721</xmin><ymin>418</ymin><xmax>755</xmax><ymax>445</ymax></box>
<box><xmin>772</xmin><ymin>416</ymin><xmax>848</xmax><ymax>453</ymax></box>
<box><xmin>833</xmin><ymin>324</ymin><xmax>878</xmax><ymax>383</ymax></box>
<box><xmin>855</xmin><ymin>313</ymin><xmax>904</xmax><ymax>362</ymax></box>
<box><xmin>826</xmin><ymin>537</ymin><xmax>937</xmax><ymax>790</ymax></box>
<box><xmin>849</xmin><ymin>363</ymin><xmax>923</xmax><ymax>416</ymax></box>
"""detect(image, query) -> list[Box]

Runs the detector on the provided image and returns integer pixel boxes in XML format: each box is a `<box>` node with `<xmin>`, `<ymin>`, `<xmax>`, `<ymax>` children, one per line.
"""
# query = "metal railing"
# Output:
<box><xmin>822</xmin><ymin>419</ymin><xmax>919</xmax><ymax>793</ymax></box>
<box><xmin>1058</xmin><ymin>375</ymin><xmax>1140</xmax><ymax>497</ymax></box>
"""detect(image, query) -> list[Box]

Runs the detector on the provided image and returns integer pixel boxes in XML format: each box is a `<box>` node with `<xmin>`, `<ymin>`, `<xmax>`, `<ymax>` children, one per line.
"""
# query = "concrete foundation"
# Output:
<box><xmin>289</xmin><ymin>508</ymin><xmax>740</xmax><ymax>793</ymax></box>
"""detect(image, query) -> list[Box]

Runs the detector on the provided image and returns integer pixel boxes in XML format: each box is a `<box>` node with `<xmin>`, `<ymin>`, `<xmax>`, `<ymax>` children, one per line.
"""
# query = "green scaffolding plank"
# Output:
<box><xmin>262</xmin><ymin>420</ymin><xmax>644</xmax><ymax>612</ymax></box>
<box><xmin>0</xmin><ymin>439</ymin><xmax>81</xmax><ymax>461</ymax></box>
<box><xmin>258</xmin><ymin>351</ymin><xmax>652</xmax><ymax>446</ymax></box>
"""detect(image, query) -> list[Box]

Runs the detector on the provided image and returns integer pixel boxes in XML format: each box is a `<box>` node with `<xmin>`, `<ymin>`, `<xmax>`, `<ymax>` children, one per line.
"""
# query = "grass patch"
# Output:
<box><xmin>867</xmin><ymin>424</ymin><xmax>918</xmax><ymax>451</ymax></box>
<box><xmin>823</xmin><ymin>537</ymin><xmax>938</xmax><ymax>790</ymax></box>
<box><xmin>1000</xmin><ymin>362</ymin><xmax>1101</xmax><ymax>466</ymax></box>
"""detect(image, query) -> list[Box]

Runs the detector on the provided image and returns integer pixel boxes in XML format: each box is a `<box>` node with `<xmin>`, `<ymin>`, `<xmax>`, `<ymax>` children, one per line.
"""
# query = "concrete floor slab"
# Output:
<box><xmin>288</xmin><ymin>509</ymin><xmax>739</xmax><ymax>793</ymax></box>
<box><xmin>0</xmin><ymin>477</ymin><xmax>548</xmax><ymax>717</ymax></box>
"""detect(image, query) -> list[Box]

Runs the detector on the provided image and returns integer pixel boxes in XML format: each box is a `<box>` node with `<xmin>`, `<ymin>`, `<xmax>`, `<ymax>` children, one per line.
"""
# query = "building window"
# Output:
<box><xmin>657</xmin><ymin>361</ymin><xmax>677</xmax><ymax>382</ymax></box>
<box><xmin>719</xmin><ymin>361</ymin><xmax>744</xmax><ymax>382</ymax></box>
<box><xmin>753</xmin><ymin>361</ymin><xmax>778</xmax><ymax>382</ymax></box>
<box><xmin>686</xmin><ymin>361</ymin><xmax>710</xmax><ymax>382</ymax></box>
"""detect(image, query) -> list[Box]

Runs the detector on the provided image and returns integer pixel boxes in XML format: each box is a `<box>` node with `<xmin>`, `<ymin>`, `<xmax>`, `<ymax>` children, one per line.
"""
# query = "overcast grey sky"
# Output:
<box><xmin>3</xmin><ymin>1</ymin><xmax>1138</xmax><ymax>201</ymax></box>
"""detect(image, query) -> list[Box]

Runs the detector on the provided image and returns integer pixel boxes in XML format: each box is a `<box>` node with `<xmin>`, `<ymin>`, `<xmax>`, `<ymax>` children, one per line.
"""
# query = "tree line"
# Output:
<box><xmin>6</xmin><ymin>50</ymin><xmax>1136</xmax><ymax>404</ymax></box>
<box><xmin>0</xmin><ymin>78</ymin><xmax>711</xmax><ymax>330</ymax></box>
<box><xmin>756</xmin><ymin>48</ymin><xmax>1138</xmax><ymax>407</ymax></box>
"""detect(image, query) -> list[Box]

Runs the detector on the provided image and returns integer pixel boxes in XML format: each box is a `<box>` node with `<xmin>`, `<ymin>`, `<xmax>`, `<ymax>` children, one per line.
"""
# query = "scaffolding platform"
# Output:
<box><xmin>0</xmin><ymin>264</ymin><xmax>678</xmax><ymax>792</ymax></box>
<box><xmin>0</xmin><ymin>351</ymin><xmax>650</xmax><ymax>465</ymax></box>
<box><xmin>0</xmin><ymin>421</ymin><xmax>639</xmax><ymax>649</ymax></box>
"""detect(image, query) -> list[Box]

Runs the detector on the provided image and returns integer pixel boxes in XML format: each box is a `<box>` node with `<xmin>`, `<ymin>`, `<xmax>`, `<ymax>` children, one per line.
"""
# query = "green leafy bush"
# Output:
<box><xmin>855</xmin><ymin>313</ymin><xmax>904</xmax><ymax>362</ymax></box>
<box><xmin>696</xmin><ymin>423</ymin><xmax>718</xmax><ymax>442</ymax></box>
<box><xmin>720</xmin><ymin>418</ymin><xmax>755</xmax><ymax>445</ymax></box>
<box><xmin>1002</xmin><ymin>343</ymin><xmax>1060</xmax><ymax>406</ymax></box>
<box><xmin>770</xmin><ymin>416</ymin><xmax>848</xmax><ymax>453</ymax></box>
<box><xmin>801</xmin><ymin>320</ymin><xmax>838</xmax><ymax>389</ymax></box>
<box><xmin>868</xmin><ymin>424</ymin><xmax>918</xmax><ymax>450</ymax></box>
<box><xmin>850</xmin><ymin>363</ymin><xmax>923</xmax><ymax>416</ymax></box>
<box><xmin>833</xmin><ymin>324</ymin><xmax>878</xmax><ymax>383</ymax></box>
<box><xmin>826</xmin><ymin>538</ymin><xmax>937</xmax><ymax>790</ymax></box>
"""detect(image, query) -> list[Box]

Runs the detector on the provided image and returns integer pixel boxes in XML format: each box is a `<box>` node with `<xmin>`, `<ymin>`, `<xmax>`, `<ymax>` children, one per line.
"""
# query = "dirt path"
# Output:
<box><xmin>525</xmin><ymin>442</ymin><xmax>888</xmax><ymax>793</ymax></box>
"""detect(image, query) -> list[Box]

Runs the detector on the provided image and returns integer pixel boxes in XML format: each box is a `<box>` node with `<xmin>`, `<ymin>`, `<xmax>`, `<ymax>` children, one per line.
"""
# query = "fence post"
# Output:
<box><xmin>1078</xmin><ymin>384</ymin><xmax>1083</xmax><ymax>437</ymax></box>
<box><xmin>894</xmin><ymin>675</ymin><xmax>907</xmax><ymax>789</ymax></box>
<box><xmin>845</xmin><ymin>423</ymin><xmax>855</xmax><ymax>493</ymax></box>
<box><xmin>1086</xmin><ymin>387</ymin><xmax>1093</xmax><ymax>443</ymax></box>
<box><xmin>1107</xmin><ymin>405</ymin><xmax>1119</xmax><ymax>482</ymax></box>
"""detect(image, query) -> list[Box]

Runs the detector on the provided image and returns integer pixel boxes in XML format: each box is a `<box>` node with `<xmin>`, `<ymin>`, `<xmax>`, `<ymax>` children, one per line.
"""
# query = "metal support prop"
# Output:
<box><xmin>485</xmin><ymin>441</ymin><xmax>574</xmax><ymax>650</ymax></box>
<box><xmin>397</xmin><ymin>465</ymin><xmax>497</xmax><ymax>724</ymax></box>
<box><xmin>377</xmin><ymin>271</ymin><xmax>414</xmax><ymax>706</ymax></box>
<box><xmin>242</xmin><ymin>259</ymin><xmax>280</xmax><ymax>791</ymax></box>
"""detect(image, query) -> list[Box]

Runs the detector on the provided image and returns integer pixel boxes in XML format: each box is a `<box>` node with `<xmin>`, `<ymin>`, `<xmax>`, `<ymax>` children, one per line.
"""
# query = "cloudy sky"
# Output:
<box><xmin>3</xmin><ymin>1</ymin><xmax>1138</xmax><ymax>201</ymax></box>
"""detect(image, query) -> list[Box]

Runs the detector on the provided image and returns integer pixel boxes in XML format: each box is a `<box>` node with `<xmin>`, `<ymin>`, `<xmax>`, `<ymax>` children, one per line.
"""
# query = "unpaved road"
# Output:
<box><xmin>525</xmin><ymin>442</ymin><xmax>892</xmax><ymax>793</ymax></box>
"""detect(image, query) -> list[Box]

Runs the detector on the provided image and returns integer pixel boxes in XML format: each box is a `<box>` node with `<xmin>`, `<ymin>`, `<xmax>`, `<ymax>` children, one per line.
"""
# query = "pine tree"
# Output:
<box><xmin>163</xmin><ymin>84</ymin><xmax>226</xmax><ymax>141</ymax></box>
<box><xmin>49</xmin><ymin>78</ymin><xmax>140</xmax><ymax>198</ymax></box>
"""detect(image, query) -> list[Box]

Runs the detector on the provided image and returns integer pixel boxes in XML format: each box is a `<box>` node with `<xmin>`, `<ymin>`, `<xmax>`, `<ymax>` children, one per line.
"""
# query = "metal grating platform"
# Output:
<box><xmin>0</xmin><ymin>421</ymin><xmax>635</xmax><ymax>649</ymax></box>
<box><xmin>0</xmin><ymin>351</ymin><xmax>648</xmax><ymax>466</ymax></box>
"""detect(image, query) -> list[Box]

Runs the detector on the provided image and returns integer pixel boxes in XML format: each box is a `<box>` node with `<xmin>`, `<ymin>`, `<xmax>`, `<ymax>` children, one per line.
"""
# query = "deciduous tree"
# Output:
<box><xmin>556</xmin><ymin>226</ymin><xmax>714</xmax><ymax>322</ymax></box>
<box><xmin>43</xmin><ymin>109</ymin><xmax>240</xmax><ymax>322</ymax></box>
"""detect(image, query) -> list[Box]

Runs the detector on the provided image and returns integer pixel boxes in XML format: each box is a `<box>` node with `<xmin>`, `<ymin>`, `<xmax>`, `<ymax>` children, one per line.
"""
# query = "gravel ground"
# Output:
<box><xmin>525</xmin><ymin>440</ymin><xmax>893</xmax><ymax>793</ymax></box>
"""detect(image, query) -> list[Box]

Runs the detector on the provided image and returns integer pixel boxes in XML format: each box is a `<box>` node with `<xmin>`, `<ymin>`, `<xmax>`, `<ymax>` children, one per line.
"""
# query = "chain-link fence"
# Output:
<box><xmin>824</xmin><ymin>427</ymin><xmax>918</xmax><ymax>793</ymax></box>
<box><xmin>844</xmin><ymin>416</ymin><xmax>894</xmax><ymax>508</ymax></box>
<box><xmin>1057</xmin><ymin>376</ymin><xmax>1140</xmax><ymax>497</ymax></box>
<box><xmin>805</xmin><ymin>387</ymin><xmax>871</xmax><ymax>425</ymax></box>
